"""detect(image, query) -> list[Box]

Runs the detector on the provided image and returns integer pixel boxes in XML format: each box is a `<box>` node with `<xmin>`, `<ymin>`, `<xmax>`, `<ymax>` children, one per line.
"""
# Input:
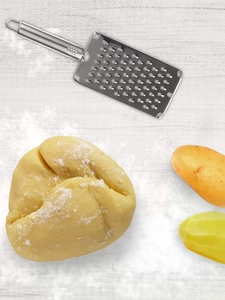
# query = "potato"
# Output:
<box><xmin>179</xmin><ymin>211</ymin><xmax>225</xmax><ymax>264</ymax></box>
<box><xmin>171</xmin><ymin>145</ymin><xmax>225</xmax><ymax>207</ymax></box>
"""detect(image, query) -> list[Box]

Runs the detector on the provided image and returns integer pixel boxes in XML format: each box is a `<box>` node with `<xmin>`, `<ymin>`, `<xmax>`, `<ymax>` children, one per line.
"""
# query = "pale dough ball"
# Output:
<box><xmin>6</xmin><ymin>136</ymin><xmax>136</xmax><ymax>262</ymax></box>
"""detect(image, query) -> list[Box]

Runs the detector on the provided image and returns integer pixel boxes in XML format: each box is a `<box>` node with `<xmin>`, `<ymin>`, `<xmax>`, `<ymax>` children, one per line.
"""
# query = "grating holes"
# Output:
<box><xmin>140</xmin><ymin>92</ymin><xmax>146</xmax><ymax>97</ymax></box>
<box><xmin>100</xmin><ymin>85</ymin><xmax>106</xmax><ymax>90</ymax></box>
<box><xmin>108</xmin><ymin>85</ymin><xmax>114</xmax><ymax>90</ymax></box>
<box><xmin>143</xmin><ymin>86</ymin><xmax>149</xmax><ymax>91</ymax></box>
<box><xmin>137</xmin><ymin>79</ymin><xmax>144</xmax><ymax>84</ymax></box>
<box><xmin>114</xmin><ymin>92</ymin><xmax>120</xmax><ymax>96</ymax></box>
<box><xmin>105</xmin><ymin>72</ymin><xmax>112</xmax><ymax>77</ymax></box>
<box><xmin>118</xmin><ymin>66</ymin><xmax>124</xmax><ymax>72</ymax></box>
<box><xmin>151</xmin><ymin>104</ymin><xmax>157</xmax><ymax>110</ymax></box>
<box><xmin>128</xmin><ymin>98</ymin><xmax>134</xmax><ymax>103</ymax></box>
<box><xmin>100</xmin><ymin>47</ymin><xmax>107</xmax><ymax>52</ymax></box>
<box><xmin>100</xmin><ymin>66</ymin><xmax>107</xmax><ymax>71</ymax></box>
<box><xmin>149</xmin><ymin>73</ymin><xmax>155</xmax><ymax>78</ymax></box>
<box><xmin>149</xmin><ymin>92</ymin><xmax>155</xmax><ymax>97</ymax></box>
<box><xmin>140</xmin><ymin>73</ymin><xmax>146</xmax><ymax>78</ymax></box>
<box><xmin>117</xmin><ymin>85</ymin><xmax>123</xmax><ymax>90</ymax></box>
<box><xmin>160</xmin><ymin>86</ymin><xmax>166</xmax><ymax>91</ymax></box>
<box><xmin>158</xmin><ymin>73</ymin><xmax>164</xmax><ymax>78</ymax></box>
<box><xmin>143</xmin><ymin>104</ymin><xmax>149</xmax><ymax>110</ymax></box>
<box><xmin>94</xmin><ymin>79</ymin><xmax>100</xmax><ymax>84</ymax></box>
<box><xmin>155</xmin><ymin>80</ymin><xmax>160</xmax><ymax>84</ymax></box>
<box><xmin>143</xmin><ymin>66</ymin><xmax>150</xmax><ymax>72</ymax></box>
<box><xmin>91</xmin><ymin>66</ymin><xmax>98</xmax><ymax>71</ymax></box>
<box><xmin>128</xmin><ymin>79</ymin><xmax>135</xmax><ymax>84</ymax></box>
<box><xmin>135</xmin><ymin>86</ymin><xmax>141</xmax><ymax>91</ymax></box>
<box><xmin>161</xmin><ymin>67</ymin><xmax>167</xmax><ymax>72</ymax></box>
<box><xmin>112</xmin><ymin>60</ymin><xmax>118</xmax><ymax>65</ymax></box>
<box><xmin>132</xmin><ymin>73</ymin><xmax>138</xmax><ymax>78</ymax></box>
<box><xmin>97</xmin><ymin>53</ymin><xmax>104</xmax><ymax>58</ymax></box>
<box><xmin>123</xmin><ymin>92</ymin><xmax>128</xmax><ymax>96</ymax></box>
<box><xmin>102</xmin><ymin>40</ymin><xmax>109</xmax><ymax>45</ymax></box>
<box><xmin>152</xmin><ymin>86</ymin><xmax>157</xmax><ymax>90</ymax></box>
<box><xmin>108</xmin><ymin>66</ymin><xmax>115</xmax><ymax>71</ymax></box>
<box><xmin>146</xmin><ymin>98</ymin><xmax>151</xmax><ymax>103</ymax></box>
<box><xmin>147</xmin><ymin>60</ymin><xmax>153</xmax><ymax>65</ymax></box>
<box><xmin>106</xmin><ymin>53</ymin><xmax>112</xmax><ymax>58</ymax></box>
<box><xmin>88</xmin><ymin>72</ymin><xmax>95</xmax><ymax>77</ymax></box>
<box><xmin>157</xmin><ymin>92</ymin><xmax>164</xmax><ymax>97</ymax></box>
<box><xmin>152</xmin><ymin>66</ymin><xmax>158</xmax><ymax>72</ymax></box>
<box><xmin>138</xmin><ymin>60</ymin><xmax>143</xmax><ymax>65</ymax></box>
<box><xmin>146</xmin><ymin>79</ymin><xmax>152</xmax><ymax>84</ymax></box>
<box><xmin>132</xmin><ymin>92</ymin><xmax>137</xmax><ymax>97</ymax></box>
<box><xmin>123</xmin><ymin>73</ymin><xmax>129</xmax><ymax>78</ymax></box>
<box><xmin>137</xmin><ymin>98</ymin><xmax>144</xmax><ymax>103</ymax></box>
<box><xmin>120</xmin><ymin>79</ymin><xmax>126</xmax><ymax>84</ymax></box>
<box><xmin>97</xmin><ymin>73</ymin><xmax>103</xmax><ymax>77</ymax></box>
<box><xmin>109</xmin><ymin>47</ymin><xmax>115</xmax><ymax>52</ymax></box>
<box><xmin>95</xmin><ymin>60</ymin><xmax>101</xmax><ymax>65</ymax></box>
<box><xmin>132</xmin><ymin>53</ymin><xmax>139</xmax><ymax>59</ymax></box>
<box><xmin>166</xmin><ymin>73</ymin><xmax>173</xmax><ymax>78</ymax></box>
<box><xmin>103</xmin><ymin>60</ymin><xmax>109</xmax><ymax>65</ymax></box>
<box><xmin>123</xmin><ymin>53</ymin><xmax>129</xmax><ymax>59</ymax></box>
<box><xmin>135</xmin><ymin>66</ymin><xmax>141</xmax><ymax>72</ymax></box>
<box><xmin>126</xmin><ymin>66</ymin><xmax>132</xmax><ymax>71</ymax></box>
<box><xmin>111</xmin><ymin>79</ymin><xmax>118</xmax><ymax>84</ymax></box>
<box><xmin>129</xmin><ymin>60</ymin><xmax>135</xmax><ymax>65</ymax></box>
<box><xmin>102</xmin><ymin>79</ymin><xmax>109</xmax><ymax>84</ymax></box>
<box><xmin>126</xmin><ymin>86</ymin><xmax>131</xmax><ymax>90</ymax></box>
<box><xmin>85</xmin><ymin>79</ymin><xmax>92</xmax><ymax>84</ymax></box>
<box><xmin>115</xmin><ymin>73</ymin><xmax>121</xmax><ymax>78</ymax></box>
<box><xmin>154</xmin><ymin>98</ymin><xmax>161</xmax><ymax>103</ymax></box>
<box><xmin>117</xmin><ymin>47</ymin><xmax>123</xmax><ymax>52</ymax></box>
<box><xmin>114</xmin><ymin>53</ymin><xmax>121</xmax><ymax>58</ymax></box>
<box><xmin>121</xmin><ymin>60</ymin><xmax>127</xmax><ymax>65</ymax></box>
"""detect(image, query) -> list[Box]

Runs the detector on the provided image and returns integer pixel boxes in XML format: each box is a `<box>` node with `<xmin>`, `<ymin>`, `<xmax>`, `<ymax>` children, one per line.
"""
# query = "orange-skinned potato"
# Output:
<box><xmin>171</xmin><ymin>145</ymin><xmax>225</xmax><ymax>207</ymax></box>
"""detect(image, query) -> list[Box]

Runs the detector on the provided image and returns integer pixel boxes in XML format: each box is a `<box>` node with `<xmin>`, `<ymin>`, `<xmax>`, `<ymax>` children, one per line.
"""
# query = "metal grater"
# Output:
<box><xmin>6</xmin><ymin>19</ymin><xmax>182</xmax><ymax>119</ymax></box>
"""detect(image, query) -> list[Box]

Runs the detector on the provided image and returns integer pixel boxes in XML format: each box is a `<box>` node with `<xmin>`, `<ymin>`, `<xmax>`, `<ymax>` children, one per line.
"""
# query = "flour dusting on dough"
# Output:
<box><xmin>80</xmin><ymin>179</ymin><xmax>105</xmax><ymax>188</ymax></box>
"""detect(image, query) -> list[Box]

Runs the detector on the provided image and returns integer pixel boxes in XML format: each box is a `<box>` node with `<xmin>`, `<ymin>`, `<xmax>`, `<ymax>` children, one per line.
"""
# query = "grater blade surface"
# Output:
<box><xmin>74</xmin><ymin>32</ymin><xmax>182</xmax><ymax>118</ymax></box>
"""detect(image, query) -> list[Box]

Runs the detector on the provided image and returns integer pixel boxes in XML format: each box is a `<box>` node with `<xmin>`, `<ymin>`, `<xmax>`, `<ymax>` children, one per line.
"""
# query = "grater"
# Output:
<box><xmin>6</xmin><ymin>19</ymin><xmax>182</xmax><ymax>119</ymax></box>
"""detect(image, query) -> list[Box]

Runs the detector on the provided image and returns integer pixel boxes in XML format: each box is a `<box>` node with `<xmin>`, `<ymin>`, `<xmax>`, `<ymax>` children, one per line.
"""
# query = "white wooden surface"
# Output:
<box><xmin>1</xmin><ymin>1</ymin><xmax>225</xmax><ymax>299</ymax></box>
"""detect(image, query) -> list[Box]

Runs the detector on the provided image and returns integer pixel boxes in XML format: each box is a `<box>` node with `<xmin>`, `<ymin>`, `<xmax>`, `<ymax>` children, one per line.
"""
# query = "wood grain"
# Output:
<box><xmin>1</xmin><ymin>1</ymin><xmax>225</xmax><ymax>299</ymax></box>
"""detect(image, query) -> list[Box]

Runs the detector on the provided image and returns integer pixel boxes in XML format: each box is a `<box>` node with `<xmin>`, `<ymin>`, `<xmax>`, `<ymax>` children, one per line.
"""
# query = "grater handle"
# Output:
<box><xmin>6</xmin><ymin>19</ymin><xmax>85</xmax><ymax>61</ymax></box>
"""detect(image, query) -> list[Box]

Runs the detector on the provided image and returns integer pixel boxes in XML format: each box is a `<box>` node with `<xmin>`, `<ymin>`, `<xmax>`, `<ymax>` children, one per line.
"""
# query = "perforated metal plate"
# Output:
<box><xmin>74</xmin><ymin>32</ymin><xmax>182</xmax><ymax>118</ymax></box>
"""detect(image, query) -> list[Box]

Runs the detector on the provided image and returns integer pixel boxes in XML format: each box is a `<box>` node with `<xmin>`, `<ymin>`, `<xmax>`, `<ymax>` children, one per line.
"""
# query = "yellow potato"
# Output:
<box><xmin>171</xmin><ymin>145</ymin><xmax>225</xmax><ymax>207</ymax></box>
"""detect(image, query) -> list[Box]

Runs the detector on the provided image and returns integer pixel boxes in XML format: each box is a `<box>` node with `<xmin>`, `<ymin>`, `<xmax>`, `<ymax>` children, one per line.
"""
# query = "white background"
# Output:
<box><xmin>1</xmin><ymin>1</ymin><xmax>225</xmax><ymax>299</ymax></box>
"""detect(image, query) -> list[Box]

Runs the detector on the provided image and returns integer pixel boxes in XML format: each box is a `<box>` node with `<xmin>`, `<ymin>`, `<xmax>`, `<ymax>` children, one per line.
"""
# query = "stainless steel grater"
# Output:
<box><xmin>6</xmin><ymin>19</ymin><xmax>182</xmax><ymax>119</ymax></box>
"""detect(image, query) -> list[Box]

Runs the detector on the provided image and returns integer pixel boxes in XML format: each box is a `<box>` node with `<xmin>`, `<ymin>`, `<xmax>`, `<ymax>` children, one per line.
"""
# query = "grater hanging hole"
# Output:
<box><xmin>167</xmin><ymin>92</ymin><xmax>173</xmax><ymax>98</ymax></box>
<box><xmin>74</xmin><ymin>74</ymin><xmax>80</xmax><ymax>82</ymax></box>
<box><xmin>156</xmin><ymin>112</ymin><xmax>163</xmax><ymax>119</ymax></box>
<box><xmin>93</xmin><ymin>32</ymin><xmax>101</xmax><ymax>39</ymax></box>
<box><xmin>177</xmin><ymin>70</ymin><xmax>182</xmax><ymax>78</ymax></box>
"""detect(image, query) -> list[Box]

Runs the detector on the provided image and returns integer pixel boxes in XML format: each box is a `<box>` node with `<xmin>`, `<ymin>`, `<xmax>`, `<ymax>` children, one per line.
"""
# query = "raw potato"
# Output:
<box><xmin>6</xmin><ymin>136</ymin><xmax>136</xmax><ymax>262</ymax></box>
<box><xmin>171</xmin><ymin>145</ymin><xmax>225</xmax><ymax>207</ymax></box>
<box><xmin>179</xmin><ymin>211</ymin><xmax>225</xmax><ymax>264</ymax></box>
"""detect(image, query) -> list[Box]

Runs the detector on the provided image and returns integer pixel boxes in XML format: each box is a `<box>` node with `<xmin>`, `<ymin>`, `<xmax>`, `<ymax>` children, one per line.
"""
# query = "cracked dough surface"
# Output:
<box><xmin>6</xmin><ymin>136</ymin><xmax>136</xmax><ymax>262</ymax></box>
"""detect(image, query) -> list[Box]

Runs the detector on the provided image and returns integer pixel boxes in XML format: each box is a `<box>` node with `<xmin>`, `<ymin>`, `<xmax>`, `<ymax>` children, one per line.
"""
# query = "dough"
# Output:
<box><xmin>6</xmin><ymin>136</ymin><xmax>136</xmax><ymax>262</ymax></box>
